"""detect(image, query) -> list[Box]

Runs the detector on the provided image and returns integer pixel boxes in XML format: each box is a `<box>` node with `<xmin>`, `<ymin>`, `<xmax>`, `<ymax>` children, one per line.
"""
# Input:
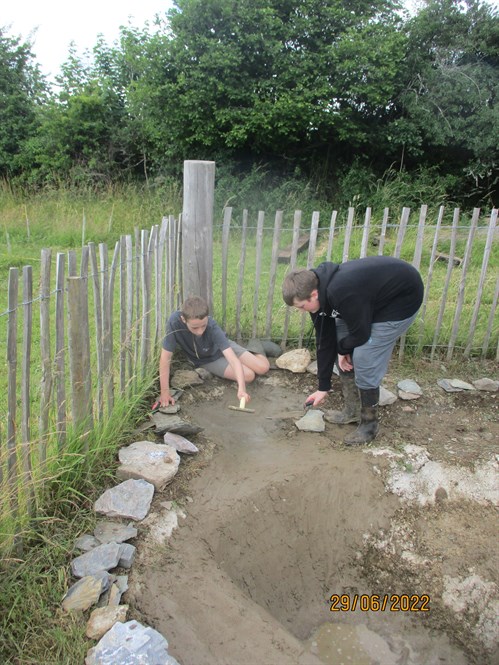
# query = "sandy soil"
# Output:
<box><xmin>128</xmin><ymin>361</ymin><xmax>498</xmax><ymax>665</ymax></box>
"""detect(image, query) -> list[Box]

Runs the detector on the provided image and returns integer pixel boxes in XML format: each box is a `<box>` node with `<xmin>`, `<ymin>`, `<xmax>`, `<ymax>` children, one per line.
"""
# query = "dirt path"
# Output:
<box><xmin>129</xmin><ymin>365</ymin><xmax>498</xmax><ymax>665</ymax></box>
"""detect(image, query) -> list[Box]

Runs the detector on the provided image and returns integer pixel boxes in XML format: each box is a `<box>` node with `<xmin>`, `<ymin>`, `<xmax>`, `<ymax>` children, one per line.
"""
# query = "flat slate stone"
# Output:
<box><xmin>438</xmin><ymin>378</ymin><xmax>463</xmax><ymax>393</ymax></box>
<box><xmin>163</xmin><ymin>431</ymin><xmax>199</xmax><ymax>454</ymax></box>
<box><xmin>85</xmin><ymin>620</ymin><xmax>180</xmax><ymax>665</ymax></box>
<box><xmin>71</xmin><ymin>543</ymin><xmax>123</xmax><ymax>578</ymax></box>
<box><xmin>397</xmin><ymin>379</ymin><xmax>423</xmax><ymax>395</ymax></box>
<box><xmin>380</xmin><ymin>386</ymin><xmax>397</xmax><ymax>406</ymax></box>
<box><xmin>94</xmin><ymin>479</ymin><xmax>155</xmax><ymax>521</ymax></box>
<box><xmin>152</xmin><ymin>413</ymin><xmax>204</xmax><ymax>437</ymax></box>
<box><xmin>94</xmin><ymin>521</ymin><xmax>138</xmax><ymax>544</ymax></box>
<box><xmin>295</xmin><ymin>409</ymin><xmax>325</xmax><ymax>432</ymax></box>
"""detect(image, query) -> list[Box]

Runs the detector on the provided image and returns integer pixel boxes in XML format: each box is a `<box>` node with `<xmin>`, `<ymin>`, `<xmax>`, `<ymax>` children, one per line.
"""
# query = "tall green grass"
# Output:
<box><xmin>0</xmin><ymin>371</ymin><xmax>158</xmax><ymax>665</ymax></box>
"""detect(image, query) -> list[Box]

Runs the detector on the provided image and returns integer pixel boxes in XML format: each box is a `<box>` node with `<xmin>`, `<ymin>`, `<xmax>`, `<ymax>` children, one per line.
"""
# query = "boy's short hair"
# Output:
<box><xmin>181</xmin><ymin>296</ymin><xmax>209</xmax><ymax>320</ymax></box>
<box><xmin>282</xmin><ymin>269</ymin><xmax>318</xmax><ymax>306</ymax></box>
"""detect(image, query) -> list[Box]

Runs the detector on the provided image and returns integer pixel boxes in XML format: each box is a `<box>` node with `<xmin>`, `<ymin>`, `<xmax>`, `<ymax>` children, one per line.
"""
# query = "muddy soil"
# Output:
<box><xmin>128</xmin><ymin>362</ymin><xmax>498</xmax><ymax>665</ymax></box>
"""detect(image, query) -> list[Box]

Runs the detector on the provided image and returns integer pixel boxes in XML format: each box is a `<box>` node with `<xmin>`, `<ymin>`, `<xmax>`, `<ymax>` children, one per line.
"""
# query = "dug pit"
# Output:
<box><xmin>130</xmin><ymin>369</ymin><xmax>497</xmax><ymax>665</ymax></box>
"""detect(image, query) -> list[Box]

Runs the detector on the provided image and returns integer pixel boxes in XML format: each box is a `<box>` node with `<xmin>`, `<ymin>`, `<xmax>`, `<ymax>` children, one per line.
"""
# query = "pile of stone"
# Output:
<box><xmin>61</xmin><ymin>396</ymin><xmax>202</xmax><ymax>665</ymax></box>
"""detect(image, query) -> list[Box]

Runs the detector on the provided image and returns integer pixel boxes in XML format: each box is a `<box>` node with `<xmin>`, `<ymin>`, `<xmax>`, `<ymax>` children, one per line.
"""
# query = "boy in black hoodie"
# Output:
<box><xmin>282</xmin><ymin>256</ymin><xmax>424</xmax><ymax>445</ymax></box>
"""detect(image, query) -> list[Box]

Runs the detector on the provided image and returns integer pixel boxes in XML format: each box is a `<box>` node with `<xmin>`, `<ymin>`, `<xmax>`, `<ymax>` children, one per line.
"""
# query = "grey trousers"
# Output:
<box><xmin>335</xmin><ymin>313</ymin><xmax>419</xmax><ymax>390</ymax></box>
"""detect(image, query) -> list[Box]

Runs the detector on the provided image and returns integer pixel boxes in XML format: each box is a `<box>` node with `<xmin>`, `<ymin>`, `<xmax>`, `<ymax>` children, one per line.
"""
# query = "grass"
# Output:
<box><xmin>0</xmin><ymin>371</ymin><xmax>158</xmax><ymax>665</ymax></box>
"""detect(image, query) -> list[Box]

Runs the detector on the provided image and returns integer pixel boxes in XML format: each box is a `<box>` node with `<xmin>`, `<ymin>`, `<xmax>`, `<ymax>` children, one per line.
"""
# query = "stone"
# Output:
<box><xmin>171</xmin><ymin>369</ymin><xmax>204</xmax><ymax>388</ymax></box>
<box><xmin>473</xmin><ymin>378</ymin><xmax>498</xmax><ymax>392</ymax></box>
<box><xmin>399</xmin><ymin>390</ymin><xmax>421</xmax><ymax>401</ymax></box>
<box><xmin>448</xmin><ymin>379</ymin><xmax>475</xmax><ymax>391</ymax></box>
<box><xmin>86</xmin><ymin>605</ymin><xmax>129</xmax><ymax>640</ymax></box>
<box><xmin>117</xmin><ymin>441</ymin><xmax>180</xmax><ymax>491</ymax></box>
<box><xmin>74</xmin><ymin>534</ymin><xmax>101</xmax><ymax>552</ymax></box>
<box><xmin>62</xmin><ymin>573</ymin><xmax>110</xmax><ymax>612</ymax></box>
<box><xmin>306</xmin><ymin>361</ymin><xmax>318</xmax><ymax>375</ymax></box>
<box><xmin>261</xmin><ymin>340</ymin><xmax>283</xmax><ymax>357</ymax></box>
<box><xmin>94</xmin><ymin>479</ymin><xmax>155</xmax><ymax>521</ymax></box>
<box><xmin>397</xmin><ymin>379</ymin><xmax>422</xmax><ymax>395</ymax></box>
<box><xmin>106</xmin><ymin>577</ymin><xmax>128</xmax><ymax>606</ymax></box>
<box><xmin>152</xmin><ymin>413</ymin><xmax>204</xmax><ymax>437</ymax></box>
<box><xmin>438</xmin><ymin>379</ymin><xmax>464</xmax><ymax>393</ymax></box>
<box><xmin>118</xmin><ymin>543</ymin><xmax>136</xmax><ymax>569</ymax></box>
<box><xmin>163</xmin><ymin>431</ymin><xmax>199</xmax><ymax>454</ymax></box>
<box><xmin>157</xmin><ymin>404</ymin><xmax>180</xmax><ymax>414</ymax></box>
<box><xmin>275</xmin><ymin>348</ymin><xmax>312</xmax><ymax>373</ymax></box>
<box><xmin>71</xmin><ymin>543</ymin><xmax>123</xmax><ymax>578</ymax></box>
<box><xmin>94</xmin><ymin>521</ymin><xmax>138</xmax><ymax>544</ymax></box>
<box><xmin>380</xmin><ymin>386</ymin><xmax>397</xmax><ymax>406</ymax></box>
<box><xmin>295</xmin><ymin>409</ymin><xmax>325</xmax><ymax>432</ymax></box>
<box><xmin>85</xmin><ymin>620</ymin><xmax>180</xmax><ymax>665</ymax></box>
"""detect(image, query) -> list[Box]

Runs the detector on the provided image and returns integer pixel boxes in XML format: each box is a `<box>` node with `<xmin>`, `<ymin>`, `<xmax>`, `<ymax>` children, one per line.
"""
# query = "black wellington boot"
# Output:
<box><xmin>343</xmin><ymin>387</ymin><xmax>380</xmax><ymax>446</ymax></box>
<box><xmin>326</xmin><ymin>370</ymin><xmax>360</xmax><ymax>424</ymax></box>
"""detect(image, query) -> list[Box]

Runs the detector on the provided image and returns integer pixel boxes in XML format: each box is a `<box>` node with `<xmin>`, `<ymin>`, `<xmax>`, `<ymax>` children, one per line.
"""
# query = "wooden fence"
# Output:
<box><xmin>0</xmin><ymin>204</ymin><xmax>497</xmax><ymax>552</ymax></box>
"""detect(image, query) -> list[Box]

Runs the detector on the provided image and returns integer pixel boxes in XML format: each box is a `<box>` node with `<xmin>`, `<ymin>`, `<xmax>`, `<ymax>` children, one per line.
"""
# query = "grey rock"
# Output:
<box><xmin>152</xmin><ymin>413</ymin><xmax>204</xmax><ymax>437</ymax></box>
<box><xmin>438</xmin><ymin>378</ymin><xmax>464</xmax><ymax>393</ymax></box>
<box><xmin>295</xmin><ymin>409</ymin><xmax>325</xmax><ymax>432</ymax></box>
<box><xmin>172</xmin><ymin>369</ymin><xmax>204</xmax><ymax>388</ymax></box>
<box><xmin>94</xmin><ymin>521</ymin><xmax>138</xmax><ymax>544</ymax></box>
<box><xmin>85</xmin><ymin>620</ymin><xmax>180</xmax><ymax>665</ymax></box>
<box><xmin>397</xmin><ymin>379</ymin><xmax>423</xmax><ymax>395</ymax></box>
<box><xmin>117</xmin><ymin>441</ymin><xmax>180</xmax><ymax>491</ymax></box>
<box><xmin>94</xmin><ymin>479</ymin><xmax>155</xmax><ymax>521</ymax></box>
<box><xmin>62</xmin><ymin>572</ymin><xmax>111</xmax><ymax>612</ymax></box>
<box><xmin>261</xmin><ymin>340</ymin><xmax>283</xmax><ymax>357</ymax></box>
<box><xmin>118</xmin><ymin>543</ymin><xmax>136</xmax><ymax>569</ymax></box>
<box><xmin>380</xmin><ymin>386</ymin><xmax>397</xmax><ymax>406</ymax></box>
<box><xmin>157</xmin><ymin>404</ymin><xmax>180</xmax><ymax>414</ymax></box>
<box><xmin>71</xmin><ymin>543</ymin><xmax>123</xmax><ymax>578</ymax></box>
<box><xmin>448</xmin><ymin>379</ymin><xmax>476</xmax><ymax>391</ymax></box>
<box><xmin>398</xmin><ymin>390</ymin><xmax>421</xmax><ymax>401</ymax></box>
<box><xmin>306</xmin><ymin>361</ymin><xmax>318</xmax><ymax>375</ymax></box>
<box><xmin>473</xmin><ymin>378</ymin><xmax>499</xmax><ymax>392</ymax></box>
<box><xmin>163</xmin><ymin>431</ymin><xmax>199</xmax><ymax>454</ymax></box>
<box><xmin>275</xmin><ymin>348</ymin><xmax>311</xmax><ymax>373</ymax></box>
<box><xmin>74</xmin><ymin>534</ymin><xmax>101</xmax><ymax>552</ymax></box>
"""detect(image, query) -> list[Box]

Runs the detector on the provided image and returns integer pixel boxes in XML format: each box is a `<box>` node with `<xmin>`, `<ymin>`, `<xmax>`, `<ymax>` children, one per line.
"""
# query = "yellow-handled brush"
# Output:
<box><xmin>228</xmin><ymin>397</ymin><xmax>255</xmax><ymax>414</ymax></box>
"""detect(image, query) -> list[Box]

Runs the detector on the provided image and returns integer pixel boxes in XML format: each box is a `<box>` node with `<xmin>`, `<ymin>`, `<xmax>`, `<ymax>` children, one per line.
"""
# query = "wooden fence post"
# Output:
<box><xmin>182</xmin><ymin>160</ymin><xmax>215</xmax><ymax>311</ymax></box>
<box><xmin>67</xmin><ymin>277</ymin><xmax>93</xmax><ymax>439</ymax></box>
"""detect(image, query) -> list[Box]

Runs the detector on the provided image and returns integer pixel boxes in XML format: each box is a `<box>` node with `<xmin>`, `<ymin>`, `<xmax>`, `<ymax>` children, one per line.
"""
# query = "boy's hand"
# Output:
<box><xmin>237</xmin><ymin>389</ymin><xmax>250</xmax><ymax>403</ymax></box>
<box><xmin>157</xmin><ymin>391</ymin><xmax>176</xmax><ymax>407</ymax></box>
<box><xmin>305</xmin><ymin>390</ymin><xmax>329</xmax><ymax>407</ymax></box>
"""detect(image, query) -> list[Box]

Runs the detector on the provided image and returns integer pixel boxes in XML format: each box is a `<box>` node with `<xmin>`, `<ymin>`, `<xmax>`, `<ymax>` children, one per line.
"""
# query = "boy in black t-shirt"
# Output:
<box><xmin>157</xmin><ymin>296</ymin><xmax>270</xmax><ymax>407</ymax></box>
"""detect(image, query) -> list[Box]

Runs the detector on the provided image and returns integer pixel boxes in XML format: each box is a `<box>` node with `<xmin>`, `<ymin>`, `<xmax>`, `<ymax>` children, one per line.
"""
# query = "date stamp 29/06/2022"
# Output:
<box><xmin>330</xmin><ymin>594</ymin><xmax>430</xmax><ymax>613</ymax></box>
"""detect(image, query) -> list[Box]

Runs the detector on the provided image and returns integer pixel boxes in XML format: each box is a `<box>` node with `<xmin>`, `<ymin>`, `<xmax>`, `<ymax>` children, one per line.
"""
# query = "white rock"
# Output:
<box><xmin>117</xmin><ymin>441</ymin><xmax>181</xmax><ymax>491</ymax></box>
<box><xmin>275</xmin><ymin>348</ymin><xmax>312</xmax><ymax>373</ymax></box>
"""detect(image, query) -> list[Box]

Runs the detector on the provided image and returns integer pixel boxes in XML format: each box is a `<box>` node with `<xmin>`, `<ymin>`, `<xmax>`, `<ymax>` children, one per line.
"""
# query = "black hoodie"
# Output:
<box><xmin>311</xmin><ymin>256</ymin><xmax>424</xmax><ymax>391</ymax></box>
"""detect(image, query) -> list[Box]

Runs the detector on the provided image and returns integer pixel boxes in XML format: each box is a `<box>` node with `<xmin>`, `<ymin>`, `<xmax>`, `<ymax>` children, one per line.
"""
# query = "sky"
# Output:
<box><xmin>3</xmin><ymin>0</ymin><xmax>174</xmax><ymax>83</ymax></box>
<box><xmin>4</xmin><ymin>0</ymin><xmax>499</xmax><ymax>85</ymax></box>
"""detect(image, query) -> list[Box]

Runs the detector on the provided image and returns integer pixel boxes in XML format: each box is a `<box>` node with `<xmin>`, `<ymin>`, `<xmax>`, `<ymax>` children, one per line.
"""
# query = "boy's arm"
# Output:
<box><xmin>222</xmin><ymin>347</ymin><xmax>250</xmax><ymax>402</ymax></box>
<box><xmin>159</xmin><ymin>348</ymin><xmax>175</xmax><ymax>405</ymax></box>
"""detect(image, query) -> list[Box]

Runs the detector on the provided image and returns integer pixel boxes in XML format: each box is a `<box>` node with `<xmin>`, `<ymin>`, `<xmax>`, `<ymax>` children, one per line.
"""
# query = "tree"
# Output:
<box><xmin>389</xmin><ymin>0</ymin><xmax>499</xmax><ymax>198</ymax></box>
<box><xmin>130</xmin><ymin>0</ymin><xmax>406</xmax><ymax>169</ymax></box>
<box><xmin>0</xmin><ymin>27</ymin><xmax>47</xmax><ymax>178</ymax></box>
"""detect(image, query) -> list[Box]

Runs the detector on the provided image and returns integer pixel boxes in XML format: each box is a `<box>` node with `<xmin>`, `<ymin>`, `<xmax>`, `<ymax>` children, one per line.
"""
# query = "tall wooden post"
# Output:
<box><xmin>182</xmin><ymin>160</ymin><xmax>215</xmax><ymax>312</ymax></box>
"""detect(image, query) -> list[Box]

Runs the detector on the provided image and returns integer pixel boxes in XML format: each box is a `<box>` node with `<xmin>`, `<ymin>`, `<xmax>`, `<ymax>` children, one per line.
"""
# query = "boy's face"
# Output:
<box><xmin>292</xmin><ymin>289</ymin><xmax>320</xmax><ymax>313</ymax></box>
<box><xmin>182</xmin><ymin>316</ymin><xmax>208</xmax><ymax>336</ymax></box>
